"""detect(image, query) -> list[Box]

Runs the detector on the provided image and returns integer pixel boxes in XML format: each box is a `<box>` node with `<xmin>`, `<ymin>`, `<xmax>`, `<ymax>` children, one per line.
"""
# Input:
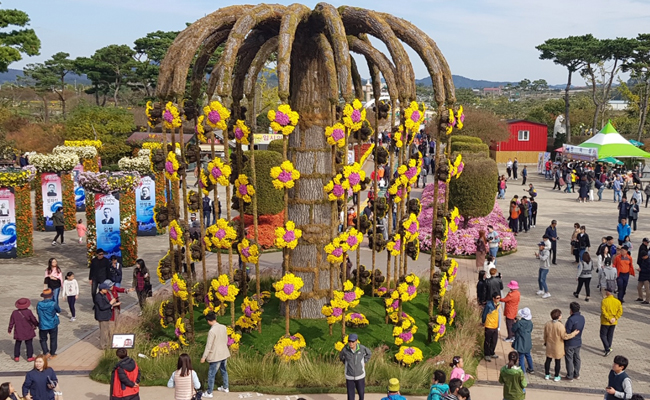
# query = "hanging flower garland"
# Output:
<box><xmin>334</xmin><ymin>335</ymin><xmax>349</xmax><ymax>352</ymax></box>
<box><xmin>456</xmin><ymin>106</ymin><xmax>465</xmax><ymax>130</ymax></box>
<box><xmin>402</xmin><ymin>213</ymin><xmax>420</xmax><ymax>242</ymax></box>
<box><xmin>204</xmin><ymin>286</ymin><xmax>228</xmax><ymax>316</ymax></box>
<box><xmin>227</xmin><ymin>326</ymin><xmax>242</xmax><ymax>351</ymax></box>
<box><xmin>203</xmin><ymin>100</ymin><xmax>230</xmax><ymax>131</ymax></box>
<box><xmin>150</xmin><ymin>341</ymin><xmax>180</xmax><ymax>358</ymax></box>
<box><xmin>345</xmin><ymin>312</ymin><xmax>369</xmax><ymax>328</ymax></box>
<box><xmin>395</xmin><ymin>346</ymin><xmax>424</xmax><ymax>366</ymax></box>
<box><xmin>174</xmin><ymin>317</ymin><xmax>189</xmax><ymax>346</ymax></box>
<box><xmin>339</xmin><ymin>228</ymin><xmax>363</xmax><ymax>252</ymax></box>
<box><xmin>274</xmin><ymin>221</ymin><xmax>302</xmax><ymax>249</ymax></box>
<box><xmin>324</xmin><ymin>236</ymin><xmax>345</xmax><ymax>264</ymax></box>
<box><xmin>268</xmin><ymin>104</ymin><xmax>299</xmax><ymax>135</ymax></box>
<box><xmin>273</xmin><ymin>333</ymin><xmax>306</xmax><ymax>362</ymax></box>
<box><xmin>270</xmin><ymin>161</ymin><xmax>300</xmax><ymax>190</ymax></box>
<box><xmin>446</xmin><ymin>299</ymin><xmax>457</xmax><ymax>326</ymax></box>
<box><xmin>448</xmin><ymin>207</ymin><xmax>461</xmax><ymax>233</ymax></box>
<box><xmin>386</xmin><ymin>233</ymin><xmax>403</xmax><ymax>256</ymax></box>
<box><xmin>325</xmin><ymin>123</ymin><xmax>347</xmax><ymax>148</ymax></box>
<box><xmin>342</xmin><ymin>163</ymin><xmax>366</xmax><ymax>193</ymax></box>
<box><xmin>392</xmin><ymin>126</ymin><xmax>404</xmax><ymax>148</ymax></box>
<box><xmin>233</xmin><ymin>120</ymin><xmax>251</xmax><ymax>145</ymax></box>
<box><xmin>162</xmin><ymin>102</ymin><xmax>182</xmax><ymax>130</ymax></box>
<box><xmin>234</xmin><ymin>174</ymin><xmax>255</xmax><ymax>203</ymax></box>
<box><xmin>439</xmin><ymin>272</ymin><xmax>449</xmax><ymax>297</ymax></box>
<box><xmin>195</xmin><ymin>115</ymin><xmax>207</xmax><ymax>143</ymax></box>
<box><xmin>145</xmin><ymin>101</ymin><xmax>159</xmax><ymax>128</ymax></box>
<box><xmin>165</xmin><ymin>151</ymin><xmax>180</xmax><ymax>181</ymax></box>
<box><xmin>321</xmin><ymin>298</ymin><xmax>348</xmax><ymax>325</ymax></box>
<box><xmin>447</xmin><ymin>259</ymin><xmax>459</xmax><ymax>283</ymax></box>
<box><xmin>446</xmin><ymin>108</ymin><xmax>456</xmax><ymax>135</ymax></box>
<box><xmin>393</xmin><ymin>318</ymin><xmax>417</xmax><ymax>346</ymax></box>
<box><xmin>203</xmin><ymin>219</ymin><xmax>237</xmax><ymax>250</ymax></box>
<box><xmin>387</xmin><ymin>180</ymin><xmax>407</xmax><ymax>203</ymax></box>
<box><xmin>431</xmin><ymin>315</ymin><xmax>447</xmax><ymax>342</ymax></box>
<box><xmin>159</xmin><ymin>300</ymin><xmax>171</xmax><ymax>328</ymax></box>
<box><xmin>207</xmin><ymin>158</ymin><xmax>232</xmax><ymax>186</ymax></box>
<box><xmin>168</xmin><ymin>220</ymin><xmax>185</xmax><ymax>247</ymax></box>
<box><xmin>237</xmin><ymin>238</ymin><xmax>260</xmax><ymax>264</ymax></box>
<box><xmin>324</xmin><ymin>174</ymin><xmax>349</xmax><ymax>202</ymax></box>
<box><xmin>404</xmin><ymin>101</ymin><xmax>426</xmax><ymax>133</ymax></box>
<box><xmin>171</xmin><ymin>273</ymin><xmax>190</xmax><ymax>301</ymax></box>
<box><xmin>333</xmin><ymin>280</ymin><xmax>364</xmax><ymax>309</ymax></box>
<box><xmin>343</xmin><ymin>99</ymin><xmax>366</xmax><ymax>131</ymax></box>
<box><xmin>273</xmin><ymin>273</ymin><xmax>304</xmax><ymax>301</ymax></box>
<box><xmin>212</xmin><ymin>274</ymin><xmax>239</xmax><ymax>303</ymax></box>
<box><xmin>397</xmin><ymin>273</ymin><xmax>420</xmax><ymax>302</ymax></box>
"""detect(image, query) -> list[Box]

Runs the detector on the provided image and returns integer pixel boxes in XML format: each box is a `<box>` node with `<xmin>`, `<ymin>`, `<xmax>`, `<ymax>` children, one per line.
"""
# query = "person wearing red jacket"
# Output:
<box><xmin>613</xmin><ymin>245</ymin><xmax>635</xmax><ymax>303</ymax></box>
<box><xmin>103</xmin><ymin>280</ymin><xmax>134</xmax><ymax>326</ymax></box>
<box><xmin>500</xmin><ymin>281</ymin><xmax>521</xmax><ymax>343</ymax></box>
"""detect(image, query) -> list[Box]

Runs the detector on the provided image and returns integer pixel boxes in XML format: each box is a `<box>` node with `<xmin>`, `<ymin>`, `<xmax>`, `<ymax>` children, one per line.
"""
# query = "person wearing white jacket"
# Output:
<box><xmin>62</xmin><ymin>272</ymin><xmax>79</xmax><ymax>321</ymax></box>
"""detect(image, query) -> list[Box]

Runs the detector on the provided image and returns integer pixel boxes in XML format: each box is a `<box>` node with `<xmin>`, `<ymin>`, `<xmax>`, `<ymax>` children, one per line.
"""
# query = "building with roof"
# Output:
<box><xmin>489</xmin><ymin>120</ymin><xmax>548</xmax><ymax>163</ymax></box>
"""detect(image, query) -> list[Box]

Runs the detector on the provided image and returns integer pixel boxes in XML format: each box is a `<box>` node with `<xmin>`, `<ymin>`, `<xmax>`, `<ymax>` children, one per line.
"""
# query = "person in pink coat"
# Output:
<box><xmin>449</xmin><ymin>356</ymin><xmax>474</xmax><ymax>382</ymax></box>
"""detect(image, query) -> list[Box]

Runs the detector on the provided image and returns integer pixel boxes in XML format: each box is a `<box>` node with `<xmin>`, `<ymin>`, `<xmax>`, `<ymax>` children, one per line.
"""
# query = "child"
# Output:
<box><xmin>109</xmin><ymin>256</ymin><xmax>123</xmax><ymax>288</ymax></box>
<box><xmin>62</xmin><ymin>272</ymin><xmax>79</xmax><ymax>321</ymax></box>
<box><xmin>498</xmin><ymin>351</ymin><xmax>527</xmax><ymax>400</ymax></box>
<box><xmin>76</xmin><ymin>219</ymin><xmax>87</xmax><ymax>244</ymax></box>
<box><xmin>8</xmin><ymin>298</ymin><xmax>38</xmax><ymax>362</ymax></box>
<box><xmin>501</xmin><ymin>281</ymin><xmax>521</xmax><ymax>342</ymax></box>
<box><xmin>449</xmin><ymin>356</ymin><xmax>474</xmax><ymax>382</ymax></box>
<box><xmin>623</xmin><ymin>235</ymin><xmax>632</xmax><ymax>251</ymax></box>
<box><xmin>426</xmin><ymin>370</ymin><xmax>449</xmax><ymax>400</ymax></box>
<box><xmin>483</xmin><ymin>255</ymin><xmax>496</xmax><ymax>278</ymax></box>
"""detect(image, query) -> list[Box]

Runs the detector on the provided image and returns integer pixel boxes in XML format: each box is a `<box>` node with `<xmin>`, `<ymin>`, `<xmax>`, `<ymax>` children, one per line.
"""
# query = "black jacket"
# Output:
<box><xmin>638</xmin><ymin>244</ymin><xmax>648</xmax><ymax>266</ymax></box>
<box><xmin>89</xmin><ymin>257</ymin><xmax>111</xmax><ymax>283</ymax></box>
<box><xmin>94</xmin><ymin>292</ymin><xmax>113</xmax><ymax>322</ymax></box>
<box><xmin>485</xmin><ymin>276</ymin><xmax>503</xmax><ymax>299</ymax></box>
<box><xmin>578</xmin><ymin>233</ymin><xmax>590</xmax><ymax>250</ymax></box>
<box><xmin>639</xmin><ymin>257</ymin><xmax>650</xmax><ymax>282</ymax></box>
<box><xmin>476</xmin><ymin>280</ymin><xmax>488</xmax><ymax>305</ymax></box>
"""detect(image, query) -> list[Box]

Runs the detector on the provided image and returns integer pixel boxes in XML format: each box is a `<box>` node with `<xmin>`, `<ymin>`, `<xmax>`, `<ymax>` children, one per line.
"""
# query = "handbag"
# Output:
<box><xmin>144</xmin><ymin>283</ymin><xmax>153</xmax><ymax>298</ymax></box>
<box><xmin>192</xmin><ymin>388</ymin><xmax>203</xmax><ymax>400</ymax></box>
<box><xmin>559</xmin><ymin>177</ymin><xmax>565</xmax><ymax>186</ymax></box>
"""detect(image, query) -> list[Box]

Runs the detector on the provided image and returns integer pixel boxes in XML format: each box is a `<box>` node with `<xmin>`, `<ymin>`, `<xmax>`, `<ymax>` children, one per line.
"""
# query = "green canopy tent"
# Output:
<box><xmin>598</xmin><ymin>157</ymin><xmax>624</xmax><ymax>165</ymax></box>
<box><xmin>629</xmin><ymin>139</ymin><xmax>644</xmax><ymax>147</ymax></box>
<box><xmin>578</xmin><ymin>121</ymin><xmax>650</xmax><ymax>158</ymax></box>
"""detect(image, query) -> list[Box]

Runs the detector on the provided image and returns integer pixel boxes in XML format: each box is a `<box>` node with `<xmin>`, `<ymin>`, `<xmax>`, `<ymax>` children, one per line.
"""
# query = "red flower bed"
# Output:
<box><xmin>233</xmin><ymin>211</ymin><xmax>284</xmax><ymax>249</ymax></box>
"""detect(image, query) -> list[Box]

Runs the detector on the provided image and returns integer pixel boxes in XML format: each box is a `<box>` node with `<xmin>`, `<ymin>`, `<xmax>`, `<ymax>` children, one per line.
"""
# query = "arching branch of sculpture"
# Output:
<box><xmin>277</xmin><ymin>3</ymin><xmax>312</xmax><ymax>102</ymax></box>
<box><xmin>189</xmin><ymin>29</ymin><xmax>231</xmax><ymax>100</ymax></box>
<box><xmin>316</xmin><ymin>34</ymin><xmax>339</xmax><ymax>104</ymax></box>
<box><xmin>347</xmin><ymin>35</ymin><xmax>399</xmax><ymax>102</ymax></box>
<box><xmin>243</xmin><ymin>36</ymin><xmax>280</xmax><ymax>115</ymax></box>
<box><xmin>350</xmin><ymin>57</ymin><xmax>364</xmax><ymax>101</ymax></box>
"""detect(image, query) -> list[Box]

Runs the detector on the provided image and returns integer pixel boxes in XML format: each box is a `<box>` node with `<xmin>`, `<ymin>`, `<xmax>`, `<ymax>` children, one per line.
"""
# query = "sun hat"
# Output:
<box><xmin>507</xmin><ymin>280</ymin><xmax>519</xmax><ymax>290</ymax></box>
<box><xmin>103</xmin><ymin>279</ymin><xmax>114</xmax><ymax>288</ymax></box>
<box><xmin>348</xmin><ymin>333</ymin><xmax>358</xmax><ymax>342</ymax></box>
<box><xmin>518</xmin><ymin>307</ymin><xmax>532</xmax><ymax>321</ymax></box>
<box><xmin>99</xmin><ymin>282</ymin><xmax>111</xmax><ymax>290</ymax></box>
<box><xmin>388</xmin><ymin>378</ymin><xmax>400</xmax><ymax>392</ymax></box>
<box><xmin>40</xmin><ymin>289</ymin><xmax>53</xmax><ymax>299</ymax></box>
<box><xmin>15</xmin><ymin>298</ymin><xmax>31</xmax><ymax>309</ymax></box>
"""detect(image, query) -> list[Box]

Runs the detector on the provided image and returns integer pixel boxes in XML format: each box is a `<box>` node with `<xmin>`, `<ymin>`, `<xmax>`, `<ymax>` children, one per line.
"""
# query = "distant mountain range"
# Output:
<box><xmin>416</xmin><ymin>75</ymin><xmax>513</xmax><ymax>89</ymax></box>
<box><xmin>0</xmin><ymin>68</ymin><xmax>90</xmax><ymax>85</ymax></box>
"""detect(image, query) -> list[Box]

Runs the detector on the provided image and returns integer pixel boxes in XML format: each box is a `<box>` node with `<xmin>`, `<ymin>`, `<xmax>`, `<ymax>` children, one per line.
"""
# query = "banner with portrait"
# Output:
<box><xmin>0</xmin><ymin>187</ymin><xmax>16</xmax><ymax>258</ymax></box>
<box><xmin>41</xmin><ymin>173</ymin><xmax>63</xmax><ymax>232</ymax></box>
<box><xmin>95</xmin><ymin>193</ymin><xmax>121</xmax><ymax>259</ymax></box>
<box><xmin>73</xmin><ymin>164</ymin><xmax>86</xmax><ymax>212</ymax></box>
<box><xmin>135</xmin><ymin>175</ymin><xmax>156</xmax><ymax>236</ymax></box>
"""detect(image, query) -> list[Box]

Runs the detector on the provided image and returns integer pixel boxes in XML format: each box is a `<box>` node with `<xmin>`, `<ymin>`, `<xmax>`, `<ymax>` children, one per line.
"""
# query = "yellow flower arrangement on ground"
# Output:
<box><xmin>270</xmin><ymin>160</ymin><xmax>300</xmax><ymax>190</ymax></box>
<box><xmin>227</xmin><ymin>326</ymin><xmax>242</xmax><ymax>351</ymax></box>
<box><xmin>343</xmin><ymin>162</ymin><xmax>366</xmax><ymax>193</ymax></box>
<box><xmin>168</xmin><ymin>220</ymin><xmax>185</xmax><ymax>247</ymax></box>
<box><xmin>203</xmin><ymin>100</ymin><xmax>230</xmax><ymax>131</ymax></box>
<box><xmin>207</xmin><ymin>158</ymin><xmax>231</xmax><ymax>186</ymax></box>
<box><xmin>273</xmin><ymin>273</ymin><xmax>303</xmax><ymax>301</ymax></box>
<box><xmin>212</xmin><ymin>274</ymin><xmax>239</xmax><ymax>303</ymax></box>
<box><xmin>165</xmin><ymin>151</ymin><xmax>180</xmax><ymax>181</ymax></box>
<box><xmin>397</xmin><ymin>273</ymin><xmax>420</xmax><ymax>302</ymax></box>
<box><xmin>431</xmin><ymin>315</ymin><xmax>447</xmax><ymax>342</ymax></box>
<box><xmin>395</xmin><ymin>346</ymin><xmax>424</xmax><ymax>366</ymax></box>
<box><xmin>334</xmin><ymin>335</ymin><xmax>349</xmax><ymax>352</ymax></box>
<box><xmin>387</xmin><ymin>233</ymin><xmax>403</xmax><ymax>256</ymax></box>
<box><xmin>274</xmin><ymin>221</ymin><xmax>302</xmax><ymax>249</ymax></box>
<box><xmin>402</xmin><ymin>213</ymin><xmax>420</xmax><ymax>242</ymax></box>
<box><xmin>174</xmin><ymin>318</ymin><xmax>189</xmax><ymax>346</ymax></box>
<box><xmin>345</xmin><ymin>312</ymin><xmax>369</xmax><ymax>328</ymax></box>
<box><xmin>324</xmin><ymin>174</ymin><xmax>349</xmax><ymax>202</ymax></box>
<box><xmin>234</xmin><ymin>174</ymin><xmax>255</xmax><ymax>203</ymax></box>
<box><xmin>343</xmin><ymin>99</ymin><xmax>366</xmax><ymax>131</ymax></box>
<box><xmin>204</xmin><ymin>219</ymin><xmax>237</xmax><ymax>250</ymax></box>
<box><xmin>150</xmin><ymin>341</ymin><xmax>180</xmax><ymax>358</ymax></box>
<box><xmin>321</xmin><ymin>297</ymin><xmax>349</xmax><ymax>325</ymax></box>
<box><xmin>237</xmin><ymin>238</ymin><xmax>260</xmax><ymax>264</ymax></box>
<box><xmin>324</xmin><ymin>236</ymin><xmax>345</xmax><ymax>264</ymax></box>
<box><xmin>162</xmin><ymin>102</ymin><xmax>182</xmax><ymax>130</ymax></box>
<box><xmin>268</xmin><ymin>104</ymin><xmax>299</xmax><ymax>135</ymax></box>
<box><xmin>333</xmin><ymin>280</ymin><xmax>364</xmax><ymax>309</ymax></box>
<box><xmin>233</xmin><ymin>120</ymin><xmax>251</xmax><ymax>145</ymax></box>
<box><xmin>324</xmin><ymin>123</ymin><xmax>347</xmax><ymax>147</ymax></box>
<box><xmin>393</xmin><ymin>318</ymin><xmax>418</xmax><ymax>346</ymax></box>
<box><xmin>339</xmin><ymin>228</ymin><xmax>363</xmax><ymax>252</ymax></box>
<box><xmin>274</xmin><ymin>333</ymin><xmax>306</xmax><ymax>362</ymax></box>
<box><xmin>404</xmin><ymin>101</ymin><xmax>426</xmax><ymax>133</ymax></box>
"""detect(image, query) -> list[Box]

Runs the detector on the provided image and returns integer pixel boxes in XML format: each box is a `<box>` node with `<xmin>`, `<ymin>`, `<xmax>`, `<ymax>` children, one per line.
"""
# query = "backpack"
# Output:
<box><xmin>202</xmin><ymin>197</ymin><xmax>212</xmax><ymax>213</ymax></box>
<box><xmin>531</xmin><ymin>189</ymin><xmax>537</xmax><ymax>197</ymax></box>
<box><xmin>605</xmin><ymin>278</ymin><xmax>617</xmax><ymax>293</ymax></box>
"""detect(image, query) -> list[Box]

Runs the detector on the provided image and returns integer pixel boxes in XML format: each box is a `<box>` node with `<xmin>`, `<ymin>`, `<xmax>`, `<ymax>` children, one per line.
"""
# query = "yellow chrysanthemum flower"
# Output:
<box><xmin>203</xmin><ymin>100</ymin><xmax>230</xmax><ymax>131</ymax></box>
<box><xmin>343</xmin><ymin>162</ymin><xmax>366</xmax><ymax>193</ymax></box>
<box><xmin>324</xmin><ymin>237</ymin><xmax>345</xmax><ymax>264</ymax></box>
<box><xmin>234</xmin><ymin>174</ymin><xmax>255</xmax><ymax>203</ymax></box>
<box><xmin>164</xmin><ymin>151</ymin><xmax>180</xmax><ymax>181</ymax></box>
<box><xmin>168</xmin><ymin>220</ymin><xmax>185</xmax><ymax>247</ymax></box>
<box><xmin>162</xmin><ymin>102</ymin><xmax>182</xmax><ymax>130</ymax></box>
<box><xmin>237</xmin><ymin>238</ymin><xmax>260</xmax><ymax>264</ymax></box>
<box><xmin>343</xmin><ymin>99</ymin><xmax>366</xmax><ymax>131</ymax></box>
<box><xmin>404</xmin><ymin>101</ymin><xmax>426</xmax><ymax>133</ymax></box>
<box><xmin>273</xmin><ymin>273</ymin><xmax>304</xmax><ymax>302</ymax></box>
<box><xmin>387</xmin><ymin>234</ymin><xmax>403</xmax><ymax>256</ymax></box>
<box><xmin>270</xmin><ymin>160</ymin><xmax>300</xmax><ymax>190</ymax></box>
<box><xmin>324</xmin><ymin>123</ymin><xmax>348</xmax><ymax>147</ymax></box>
<box><xmin>274</xmin><ymin>220</ymin><xmax>302</xmax><ymax>249</ymax></box>
<box><xmin>268</xmin><ymin>104</ymin><xmax>299</xmax><ymax>135</ymax></box>
<box><xmin>207</xmin><ymin>158</ymin><xmax>231</xmax><ymax>186</ymax></box>
<box><xmin>233</xmin><ymin>119</ymin><xmax>251</xmax><ymax>145</ymax></box>
<box><xmin>324</xmin><ymin>174</ymin><xmax>350</xmax><ymax>202</ymax></box>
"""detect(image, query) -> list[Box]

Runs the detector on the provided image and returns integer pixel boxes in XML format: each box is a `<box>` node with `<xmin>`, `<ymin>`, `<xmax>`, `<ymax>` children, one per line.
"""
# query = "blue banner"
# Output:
<box><xmin>41</xmin><ymin>173</ymin><xmax>62</xmax><ymax>232</ymax></box>
<box><xmin>95</xmin><ymin>193</ymin><xmax>121</xmax><ymax>259</ymax></box>
<box><xmin>0</xmin><ymin>187</ymin><xmax>16</xmax><ymax>258</ymax></box>
<box><xmin>135</xmin><ymin>175</ymin><xmax>156</xmax><ymax>236</ymax></box>
<box><xmin>73</xmin><ymin>165</ymin><xmax>86</xmax><ymax>211</ymax></box>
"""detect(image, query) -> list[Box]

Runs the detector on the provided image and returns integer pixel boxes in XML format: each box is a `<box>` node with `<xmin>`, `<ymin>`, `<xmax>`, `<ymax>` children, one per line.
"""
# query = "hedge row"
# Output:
<box><xmin>449</xmin><ymin>154</ymin><xmax>498</xmax><ymax>219</ymax></box>
<box><xmin>242</xmin><ymin>150</ymin><xmax>284</xmax><ymax>215</ymax></box>
<box><xmin>450</xmin><ymin>141</ymin><xmax>489</xmax><ymax>157</ymax></box>
<box><xmin>450</xmin><ymin>135</ymin><xmax>483</xmax><ymax>144</ymax></box>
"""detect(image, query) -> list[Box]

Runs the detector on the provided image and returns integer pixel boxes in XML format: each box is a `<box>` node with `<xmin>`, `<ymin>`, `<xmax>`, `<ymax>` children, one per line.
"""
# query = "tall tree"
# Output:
<box><xmin>0</xmin><ymin>6</ymin><xmax>40</xmax><ymax>72</ymax></box>
<box><xmin>133</xmin><ymin>30</ymin><xmax>178</xmax><ymax>97</ymax></box>
<box><xmin>536</xmin><ymin>34</ymin><xmax>600</xmax><ymax>141</ymax></box>
<box><xmin>581</xmin><ymin>38</ymin><xmax>635</xmax><ymax>131</ymax></box>
<box><xmin>531</xmin><ymin>79</ymin><xmax>548</xmax><ymax>93</ymax></box>
<box><xmin>75</xmin><ymin>45</ymin><xmax>136</xmax><ymax>106</ymax></box>
<box><xmin>622</xmin><ymin>34</ymin><xmax>650</xmax><ymax>140</ymax></box>
<box><xmin>21</xmin><ymin>52</ymin><xmax>73</xmax><ymax>119</ymax></box>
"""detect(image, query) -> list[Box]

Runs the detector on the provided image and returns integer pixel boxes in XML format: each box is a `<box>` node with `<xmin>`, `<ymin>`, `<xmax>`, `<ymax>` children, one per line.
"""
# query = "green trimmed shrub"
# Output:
<box><xmin>450</xmin><ymin>141</ymin><xmax>489</xmax><ymax>157</ymax></box>
<box><xmin>449</xmin><ymin>154</ymin><xmax>498</xmax><ymax>219</ymax></box>
<box><xmin>242</xmin><ymin>150</ymin><xmax>284</xmax><ymax>215</ymax></box>
<box><xmin>268</xmin><ymin>139</ymin><xmax>283</xmax><ymax>155</ymax></box>
<box><xmin>451</xmin><ymin>135</ymin><xmax>483</xmax><ymax>144</ymax></box>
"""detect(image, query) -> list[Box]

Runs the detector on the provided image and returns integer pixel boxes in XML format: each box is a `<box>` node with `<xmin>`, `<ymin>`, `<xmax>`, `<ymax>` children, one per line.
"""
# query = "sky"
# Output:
<box><xmin>5</xmin><ymin>0</ymin><xmax>650</xmax><ymax>85</ymax></box>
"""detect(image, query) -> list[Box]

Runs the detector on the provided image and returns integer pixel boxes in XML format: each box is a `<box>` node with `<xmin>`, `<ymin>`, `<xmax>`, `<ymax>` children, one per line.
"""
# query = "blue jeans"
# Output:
<box><xmin>614</xmin><ymin>190</ymin><xmax>622</xmax><ymax>202</ymax></box>
<box><xmin>498</xmin><ymin>189</ymin><xmax>505</xmax><ymax>199</ymax></box>
<box><xmin>617</xmin><ymin>273</ymin><xmax>630</xmax><ymax>301</ymax></box>
<box><xmin>538</xmin><ymin>268</ymin><xmax>549</xmax><ymax>292</ymax></box>
<box><xmin>578</xmin><ymin>249</ymin><xmax>586</xmax><ymax>263</ymax></box>
<box><xmin>489</xmin><ymin>247</ymin><xmax>498</xmax><ymax>264</ymax></box>
<box><xmin>208</xmin><ymin>359</ymin><xmax>228</xmax><ymax>393</ymax></box>
<box><xmin>204</xmin><ymin>213</ymin><xmax>212</xmax><ymax>227</ymax></box>
<box><xmin>597</xmin><ymin>186</ymin><xmax>604</xmax><ymax>201</ymax></box>
<box><xmin>52</xmin><ymin>287</ymin><xmax>60</xmax><ymax>307</ymax></box>
<box><xmin>519</xmin><ymin>352</ymin><xmax>533</xmax><ymax>371</ymax></box>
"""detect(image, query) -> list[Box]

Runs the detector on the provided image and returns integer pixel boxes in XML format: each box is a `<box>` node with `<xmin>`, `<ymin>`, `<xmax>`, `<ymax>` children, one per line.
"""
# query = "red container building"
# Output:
<box><xmin>490</xmin><ymin>119</ymin><xmax>548</xmax><ymax>163</ymax></box>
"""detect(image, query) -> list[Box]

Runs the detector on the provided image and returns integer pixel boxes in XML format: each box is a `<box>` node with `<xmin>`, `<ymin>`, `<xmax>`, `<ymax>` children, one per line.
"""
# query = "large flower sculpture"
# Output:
<box><xmin>273</xmin><ymin>273</ymin><xmax>304</xmax><ymax>301</ymax></box>
<box><xmin>274</xmin><ymin>221</ymin><xmax>302</xmax><ymax>249</ymax></box>
<box><xmin>195</xmin><ymin>115</ymin><xmax>207</xmax><ymax>143</ymax></box>
<box><xmin>150</xmin><ymin>341</ymin><xmax>180</xmax><ymax>358</ymax></box>
<box><xmin>397</xmin><ymin>273</ymin><xmax>420</xmax><ymax>302</ymax></box>
<box><xmin>273</xmin><ymin>333</ymin><xmax>306</xmax><ymax>362</ymax></box>
<box><xmin>234</xmin><ymin>174</ymin><xmax>255</xmax><ymax>203</ymax></box>
<box><xmin>268</xmin><ymin>104</ymin><xmax>299</xmax><ymax>135</ymax></box>
<box><xmin>174</xmin><ymin>317</ymin><xmax>189</xmax><ymax>346</ymax></box>
<box><xmin>431</xmin><ymin>315</ymin><xmax>448</xmax><ymax>342</ymax></box>
<box><xmin>393</xmin><ymin>318</ymin><xmax>418</xmax><ymax>346</ymax></box>
<box><xmin>171</xmin><ymin>273</ymin><xmax>190</xmax><ymax>301</ymax></box>
<box><xmin>343</xmin><ymin>163</ymin><xmax>366</xmax><ymax>193</ymax></box>
<box><xmin>203</xmin><ymin>100</ymin><xmax>230</xmax><ymax>131</ymax></box>
<box><xmin>270</xmin><ymin>160</ymin><xmax>300</xmax><ymax>190</ymax></box>
<box><xmin>207</xmin><ymin>158</ymin><xmax>232</xmax><ymax>186</ymax></box>
<box><xmin>165</xmin><ymin>151</ymin><xmax>180</xmax><ymax>181</ymax></box>
<box><xmin>333</xmin><ymin>280</ymin><xmax>364</xmax><ymax>309</ymax></box>
<box><xmin>387</xmin><ymin>233</ymin><xmax>403</xmax><ymax>256</ymax></box>
<box><xmin>212</xmin><ymin>274</ymin><xmax>239</xmax><ymax>303</ymax></box>
<box><xmin>237</xmin><ymin>239</ymin><xmax>260</xmax><ymax>264</ymax></box>
<box><xmin>402</xmin><ymin>213</ymin><xmax>420</xmax><ymax>242</ymax></box>
<box><xmin>404</xmin><ymin>101</ymin><xmax>426</xmax><ymax>133</ymax></box>
<box><xmin>325</xmin><ymin>123</ymin><xmax>347</xmax><ymax>147</ymax></box>
<box><xmin>343</xmin><ymin>99</ymin><xmax>366</xmax><ymax>131</ymax></box>
<box><xmin>345</xmin><ymin>312</ymin><xmax>369</xmax><ymax>328</ymax></box>
<box><xmin>321</xmin><ymin>298</ymin><xmax>348</xmax><ymax>325</ymax></box>
<box><xmin>324</xmin><ymin>174</ymin><xmax>349</xmax><ymax>201</ymax></box>
<box><xmin>204</xmin><ymin>219</ymin><xmax>237</xmax><ymax>250</ymax></box>
<box><xmin>227</xmin><ymin>326</ymin><xmax>242</xmax><ymax>351</ymax></box>
<box><xmin>340</xmin><ymin>228</ymin><xmax>363</xmax><ymax>252</ymax></box>
<box><xmin>232</xmin><ymin>119</ymin><xmax>251</xmax><ymax>145</ymax></box>
<box><xmin>324</xmin><ymin>236</ymin><xmax>345</xmax><ymax>264</ymax></box>
<box><xmin>163</xmin><ymin>102</ymin><xmax>182</xmax><ymax>130</ymax></box>
<box><xmin>168</xmin><ymin>220</ymin><xmax>185</xmax><ymax>246</ymax></box>
<box><xmin>395</xmin><ymin>346</ymin><xmax>424</xmax><ymax>366</ymax></box>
